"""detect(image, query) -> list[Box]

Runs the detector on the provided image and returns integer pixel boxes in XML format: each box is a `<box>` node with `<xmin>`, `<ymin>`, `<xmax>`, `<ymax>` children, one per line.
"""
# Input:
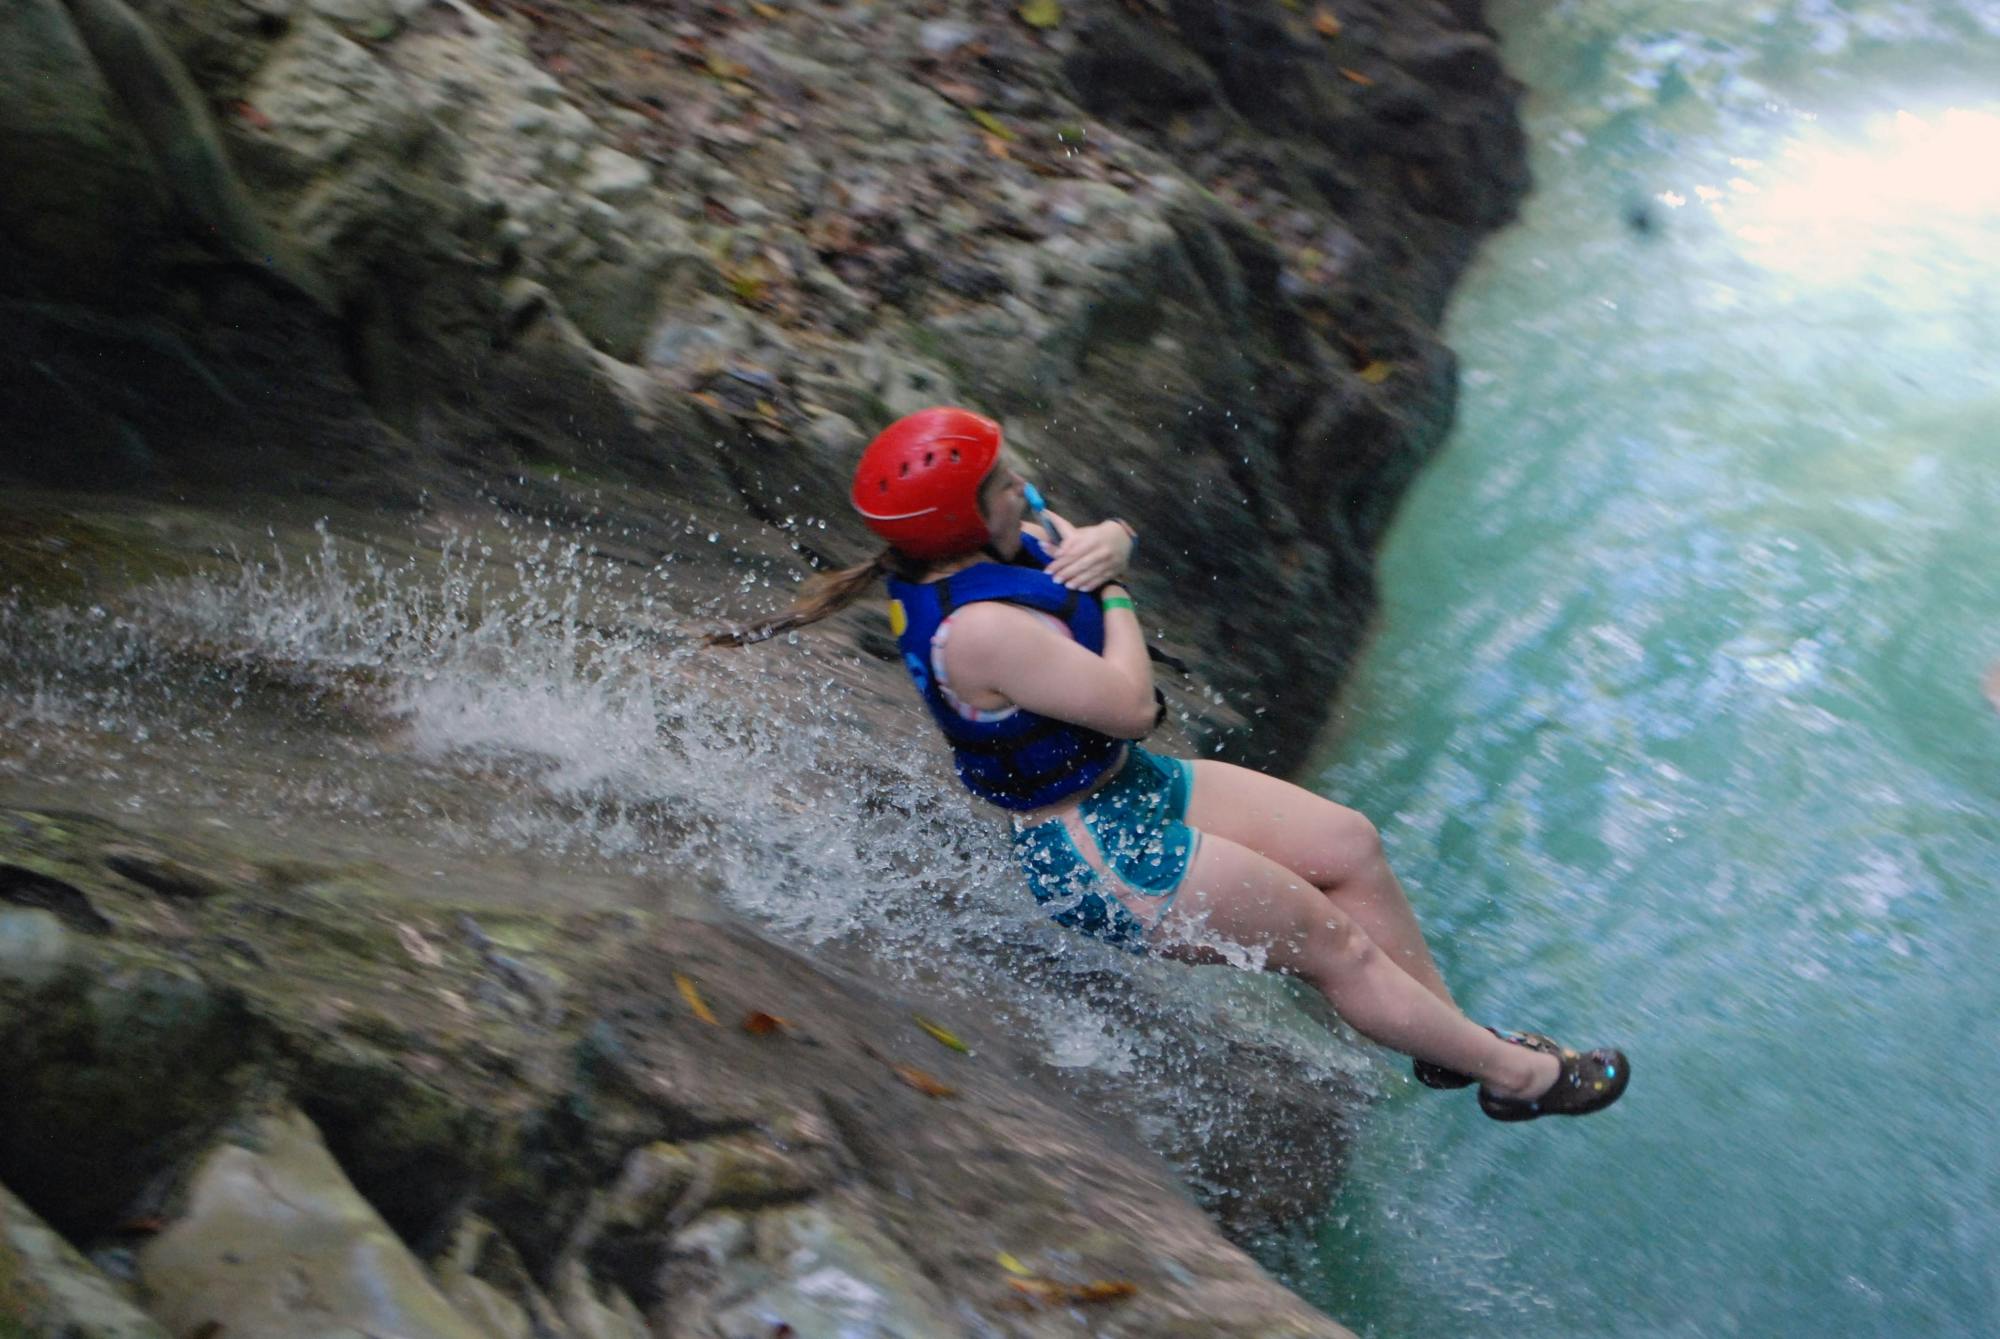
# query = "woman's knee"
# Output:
<box><xmin>1293</xmin><ymin>909</ymin><xmax>1382</xmax><ymax>983</ymax></box>
<box><xmin>1316</xmin><ymin>806</ymin><xmax>1386</xmax><ymax>884</ymax></box>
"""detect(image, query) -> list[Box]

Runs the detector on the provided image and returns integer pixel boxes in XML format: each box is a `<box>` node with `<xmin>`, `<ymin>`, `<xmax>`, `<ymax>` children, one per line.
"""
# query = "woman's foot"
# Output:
<box><xmin>1478</xmin><ymin>1032</ymin><xmax>1630</xmax><ymax>1121</ymax></box>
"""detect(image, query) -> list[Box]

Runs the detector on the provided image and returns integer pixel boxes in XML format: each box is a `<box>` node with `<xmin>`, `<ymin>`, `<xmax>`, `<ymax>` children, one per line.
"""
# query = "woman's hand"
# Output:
<box><xmin>1041</xmin><ymin>513</ymin><xmax>1134</xmax><ymax>590</ymax></box>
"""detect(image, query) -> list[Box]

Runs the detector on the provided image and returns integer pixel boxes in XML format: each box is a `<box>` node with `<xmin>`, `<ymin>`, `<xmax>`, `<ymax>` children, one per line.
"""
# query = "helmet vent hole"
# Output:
<box><xmin>923</xmin><ymin>451</ymin><xmax>935</xmax><ymax>466</ymax></box>
<box><xmin>898</xmin><ymin>463</ymin><xmax>909</xmax><ymax>477</ymax></box>
<box><xmin>948</xmin><ymin>448</ymin><xmax>960</xmax><ymax>463</ymax></box>
<box><xmin>877</xmin><ymin>480</ymin><xmax>887</xmax><ymax>492</ymax></box>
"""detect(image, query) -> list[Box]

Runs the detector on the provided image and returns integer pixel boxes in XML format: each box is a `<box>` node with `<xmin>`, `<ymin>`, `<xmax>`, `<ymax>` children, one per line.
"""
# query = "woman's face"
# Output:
<box><xmin>979</xmin><ymin>463</ymin><xmax>1028</xmax><ymax>558</ymax></box>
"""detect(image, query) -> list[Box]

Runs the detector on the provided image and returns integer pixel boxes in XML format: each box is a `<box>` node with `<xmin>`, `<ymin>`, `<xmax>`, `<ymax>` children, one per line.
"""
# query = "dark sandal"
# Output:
<box><xmin>1412</xmin><ymin>1026</ymin><xmax>1507</xmax><ymax>1089</ymax></box>
<box><xmin>1477</xmin><ymin>1032</ymin><xmax>1630</xmax><ymax>1121</ymax></box>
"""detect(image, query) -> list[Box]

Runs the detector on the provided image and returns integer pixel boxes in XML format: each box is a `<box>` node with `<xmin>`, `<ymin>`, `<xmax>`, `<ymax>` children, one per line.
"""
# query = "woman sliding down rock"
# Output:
<box><xmin>712</xmin><ymin>407</ymin><xmax>1628</xmax><ymax>1123</ymax></box>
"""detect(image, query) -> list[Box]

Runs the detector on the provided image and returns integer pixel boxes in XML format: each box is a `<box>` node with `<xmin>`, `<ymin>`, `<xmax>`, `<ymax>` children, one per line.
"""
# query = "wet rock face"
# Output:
<box><xmin>136</xmin><ymin>1107</ymin><xmax>496</xmax><ymax>1339</ymax></box>
<box><xmin>0</xmin><ymin>0</ymin><xmax>1524</xmax><ymax>770</ymax></box>
<box><xmin>1</xmin><ymin>1183</ymin><xmax>169</xmax><ymax>1339</ymax></box>
<box><xmin>0</xmin><ymin>807</ymin><xmax>1358</xmax><ymax>1337</ymax></box>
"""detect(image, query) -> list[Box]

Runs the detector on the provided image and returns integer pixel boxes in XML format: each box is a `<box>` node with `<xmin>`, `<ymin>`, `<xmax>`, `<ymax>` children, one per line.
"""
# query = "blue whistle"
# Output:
<box><xmin>1023</xmin><ymin>481</ymin><xmax>1048</xmax><ymax>533</ymax></box>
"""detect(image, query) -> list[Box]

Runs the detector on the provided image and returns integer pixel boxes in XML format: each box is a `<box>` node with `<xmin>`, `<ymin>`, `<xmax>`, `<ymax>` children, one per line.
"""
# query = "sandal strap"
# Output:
<box><xmin>1478</xmin><ymin>1033</ymin><xmax>1630</xmax><ymax>1121</ymax></box>
<box><xmin>1411</xmin><ymin>1025</ymin><xmax>1509</xmax><ymax>1090</ymax></box>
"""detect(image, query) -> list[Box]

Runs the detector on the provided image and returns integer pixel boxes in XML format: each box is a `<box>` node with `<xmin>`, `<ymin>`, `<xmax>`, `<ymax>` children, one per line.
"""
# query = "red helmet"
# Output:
<box><xmin>850</xmin><ymin>407</ymin><xmax>1003</xmax><ymax>559</ymax></box>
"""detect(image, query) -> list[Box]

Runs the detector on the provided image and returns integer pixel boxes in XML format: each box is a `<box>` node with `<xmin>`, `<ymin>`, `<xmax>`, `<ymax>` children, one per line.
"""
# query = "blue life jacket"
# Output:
<box><xmin>884</xmin><ymin>533</ymin><xmax>1127</xmax><ymax>811</ymax></box>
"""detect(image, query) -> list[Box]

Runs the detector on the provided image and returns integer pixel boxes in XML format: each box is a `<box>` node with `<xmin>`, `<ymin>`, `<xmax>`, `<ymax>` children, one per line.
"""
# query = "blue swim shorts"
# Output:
<box><xmin>1010</xmin><ymin>746</ymin><xmax>1202</xmax><ymax>952</ymax></box>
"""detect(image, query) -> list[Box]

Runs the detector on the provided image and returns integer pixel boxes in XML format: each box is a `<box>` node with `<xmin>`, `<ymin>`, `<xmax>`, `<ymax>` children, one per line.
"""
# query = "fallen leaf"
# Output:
<box><xmin>725</xmin><ymin>269</ymin><xmax>769</xmax><ymax>305</ymax></box>
<box><xmin>1006</xmin><ymin>1277</ymin><xmax>1138</xmax><ymax>1307</ymax></box>
<box><xmin>1016</xmin><ymin>0</ymin><xmax>1062</xmax><ymax>29</ymax></box>
<box><xmin>892</xmin><ymin>1063</ymin><xmax>958</xmax><ymax>1099</ymax></box>
<box><xmin>749</xmin><ymin>0</ymin><xmax>782</xmax><ymax>16</ymax></box>
<box><xmin>705</xmin><ymin>52</ymin><xmax>753</xmax><ymax>82</ymax></box>
<box><xmin>404</xmin><ymin>1050</ymin><xmax>446</xmax><ymax>1076</ymax></box>
<box><xmin>396</xmin><ymin>922</ymin><xmax>444</xmax><ymax>968</ymax></box>
<box><xmin>997</xmin><ymin>1251</ymin><xmax>1031</xmax><ymax>1276</ymax></box>
<box><xmin>1357</xmin><ymin>360</ymin><xmax>1393</xmax><ymax>384</ymax></box>
<box><xmin>1312</xmin><ymin>6</ymin><xmax>1341</xmax><ymax>37</ymax></box>
<box><xmin>675</xmin><ymin>971</ymin><xmax>719</xmax><ymax>1025</ymax></box>
<box><xmin>970</xmin><ymin>108</ymin><xmax>1016</xmax><ymax>141</ymax></box>
<box><xmin>742</xmin><ymin>1011</ymin><xmax>788</xmax><ymax>1035</ymax></box>
<box><xmin>981</xmin><ymin>132</ymin><xmax>1013</xmax><ymax>160</ymax></box>
<box><xmin>116</xmin><ymin>1215</ymin><xmax>168</xmax><ymax>1236</ymax></box>
<box><xmin>929</xmin><ymin>78</ymin><xmax>983</xmax><ymax>107</ymax></box>
<box><xmin>914</xmin><ymin>1015</ymin><xmax>971</xmax><ymax>1054</ymax></box>
<box><xmin>231</xmin><ymin>100</ymin><xmax>272</xmax><ymax>131</ymax></box>
<box><xmin>1339</xmin><ymin>66</ymin><xmax>1374</xmax><ymax>85</ymax></box>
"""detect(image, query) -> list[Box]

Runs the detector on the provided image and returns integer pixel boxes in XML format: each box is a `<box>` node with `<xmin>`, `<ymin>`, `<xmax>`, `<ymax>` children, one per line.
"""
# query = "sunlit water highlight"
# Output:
<box><xmin>1295</xmin><ymin>1</ymin><xmax>2000</xmax><ymax>1334</ymax></box>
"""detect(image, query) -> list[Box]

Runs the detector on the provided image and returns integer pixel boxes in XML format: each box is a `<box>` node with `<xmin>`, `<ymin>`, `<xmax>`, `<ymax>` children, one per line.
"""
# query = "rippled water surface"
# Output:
<box><xmin>1298</xmin><ymin>1</ymin><xmax>2000</xmax><ymax>1334</ymax></box>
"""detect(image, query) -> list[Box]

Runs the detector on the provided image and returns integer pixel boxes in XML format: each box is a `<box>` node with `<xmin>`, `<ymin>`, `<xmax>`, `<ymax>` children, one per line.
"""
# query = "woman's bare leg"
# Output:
<box><xmin>1187</xmin><ymin>760</ymin><xmax>1455</xmax><ymax>1006</ymax></box>
<box><xmin>1156</xmin><ymin>831</ymin><xmax>1557</xmax><ymax>1099</ymax></box>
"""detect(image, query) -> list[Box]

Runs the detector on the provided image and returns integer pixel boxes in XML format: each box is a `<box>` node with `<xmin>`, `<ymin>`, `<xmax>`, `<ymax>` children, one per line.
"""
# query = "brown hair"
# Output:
<box><xmin>706</xmin><ymin>547</ymin><xmax>932</xmax><ymax>647</ymax></box>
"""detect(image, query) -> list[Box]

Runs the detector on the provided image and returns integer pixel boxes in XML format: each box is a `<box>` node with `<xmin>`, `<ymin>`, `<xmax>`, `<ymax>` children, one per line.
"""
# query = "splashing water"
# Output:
<box><xmin>0</xmin><ymin>512</ymin><xmax>1371</xmax><ymax>1236</ymax></box>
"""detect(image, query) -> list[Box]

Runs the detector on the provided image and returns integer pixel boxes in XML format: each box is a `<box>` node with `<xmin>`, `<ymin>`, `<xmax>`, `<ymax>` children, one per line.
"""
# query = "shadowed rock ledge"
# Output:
<box><xmin>1</xmin><ymin>806</ymin><xmax>1357</xmax><ymax>1337</ymax></box>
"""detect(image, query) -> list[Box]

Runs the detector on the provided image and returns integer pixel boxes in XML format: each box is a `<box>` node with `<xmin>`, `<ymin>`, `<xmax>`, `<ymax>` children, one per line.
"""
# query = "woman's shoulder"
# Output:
<box><xmin>942</xmin><ymin>599</ymin><xmax>1072</xmax><ymax>647</ymax></box>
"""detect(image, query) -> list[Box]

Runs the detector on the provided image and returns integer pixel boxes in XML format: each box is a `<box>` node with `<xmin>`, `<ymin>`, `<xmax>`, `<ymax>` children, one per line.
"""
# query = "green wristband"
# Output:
<box><xmin>1102</xmin><ymin>595</ymin><xmax>1136</xmax><ymax>613</ymax></box>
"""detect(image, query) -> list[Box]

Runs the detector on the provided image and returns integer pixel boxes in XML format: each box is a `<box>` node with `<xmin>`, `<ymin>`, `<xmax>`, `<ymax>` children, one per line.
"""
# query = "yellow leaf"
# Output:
<box><xmin>1357</xmin><ymin>360</ymin><xmax>1393</xmax><ymax>384</ymax></box>
<box><xmin>914</xmin><ymin>1015</ymin><xmax>971</xmax><ymax>1054</ymax></box>
<box><xmin>969</xmin><ymin>108</ymin><xmax>1016</xmax><ymax>142</ymax></box>
<box><xmin>1313</xmin><ymin>6</ymin><xmax>1341</xmax><ymax>37</ymax></box>
<box><xmin>749</xmin><ymin>0</ymin><xmax>781</xmax><ymax>16</ymax></box>
<box><xmin>1339</xmin><ymin>66</ymin><xmax>1374</xmax><ymax>85</ymax></box>
<box><xmin>997</xmin><ymin>1252</ymin><xmax>1031</xmax><ymax>1276</ymax></box>
<box><xmin>1016</xmin><ymin>0</ymin><xmax>1061</xmax><ymax>30</ymax></box>
<box><xmin>675</xmin><ymin>971</ymin><xmax>719</xmax><ymax>1025</ymax></box>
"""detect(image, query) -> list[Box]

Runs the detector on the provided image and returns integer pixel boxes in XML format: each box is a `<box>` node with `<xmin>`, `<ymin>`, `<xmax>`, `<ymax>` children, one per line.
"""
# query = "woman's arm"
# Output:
<box><xmin>944</xmin><ymin>592</ymin><xmax>1158</xmax><ymax>739</ymax></box>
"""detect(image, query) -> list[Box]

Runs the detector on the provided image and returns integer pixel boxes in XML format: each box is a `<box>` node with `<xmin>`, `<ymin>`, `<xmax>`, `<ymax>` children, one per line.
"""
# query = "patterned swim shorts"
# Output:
<box><xmin>1010</xmin><ymin>746</ymin><xmax>1202</xmax><ymax>952</ymax></box>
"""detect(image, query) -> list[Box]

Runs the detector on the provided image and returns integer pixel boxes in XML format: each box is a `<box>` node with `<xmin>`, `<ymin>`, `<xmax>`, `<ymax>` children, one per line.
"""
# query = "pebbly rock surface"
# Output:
<box><xmin>0</xmin><ymin>805</ymin><xmax>1358</xmax><ymax>1337</ymax></box>
<box><xmin>0</xmin><ymin>0</ymin><xmax>1527</xmax><ymax>772</ymax></box>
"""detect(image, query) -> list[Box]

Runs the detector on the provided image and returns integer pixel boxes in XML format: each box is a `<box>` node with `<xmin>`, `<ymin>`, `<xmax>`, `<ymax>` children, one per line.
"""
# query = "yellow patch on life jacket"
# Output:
<box><xmin>888</xmin><ymin>598</ymin><xmax>907</xmax><ymax>637</ymax></box>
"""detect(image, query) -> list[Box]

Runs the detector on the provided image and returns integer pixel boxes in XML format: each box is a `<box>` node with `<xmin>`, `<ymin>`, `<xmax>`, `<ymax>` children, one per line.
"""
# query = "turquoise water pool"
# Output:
<box><xmin>1300</xmin><ymin>2</ymin><xmax>2000</xmax><ymax>1333</ymax></box>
